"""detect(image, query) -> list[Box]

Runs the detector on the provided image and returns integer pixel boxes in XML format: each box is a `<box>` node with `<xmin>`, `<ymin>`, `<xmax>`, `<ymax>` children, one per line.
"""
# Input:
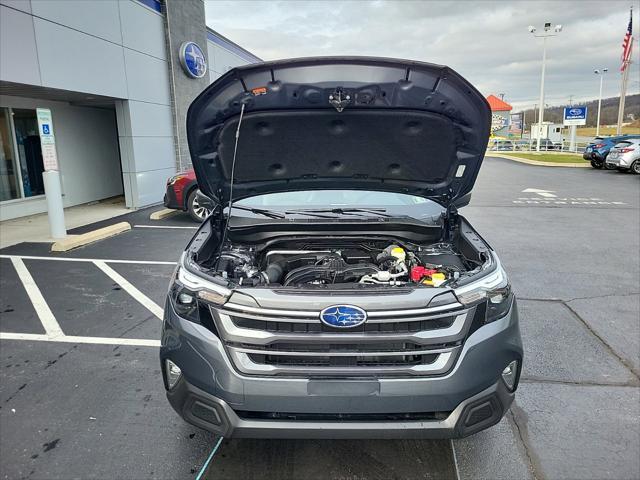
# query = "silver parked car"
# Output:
<box><xmin>605</xmin><ymin>138</ymin><xmax>640</xmax><ymax>173</ymax></box>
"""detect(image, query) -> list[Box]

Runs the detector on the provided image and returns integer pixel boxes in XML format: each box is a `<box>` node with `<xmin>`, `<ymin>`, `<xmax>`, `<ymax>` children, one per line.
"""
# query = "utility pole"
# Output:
<box><xmin>529</xmin><ymin>22</ymin><xmax>563</xmax><ymax>151</ymax></box>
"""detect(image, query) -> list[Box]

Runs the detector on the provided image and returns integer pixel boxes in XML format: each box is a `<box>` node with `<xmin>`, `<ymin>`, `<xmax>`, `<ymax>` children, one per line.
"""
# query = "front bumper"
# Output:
<box><xmin>163</xmin><ymin>185</ymin><xmax>182</xmax><ymax>210</ymax></box>
<box><xmin>161</xmin><ymin>299</ymin><xmax>522</xmax><ymax>439</ymax></box>
<box><xmin>167</xmin><ymin>374</ymin><xmax>514</xmax><ymax>439</ymax></box>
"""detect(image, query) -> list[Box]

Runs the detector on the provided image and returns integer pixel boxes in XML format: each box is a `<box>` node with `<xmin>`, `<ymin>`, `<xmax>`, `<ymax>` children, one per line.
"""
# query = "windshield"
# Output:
<box><xmin>237</xmin><ymin>190</ymin><xmax>433</xmax><ymax>207</ymax></box>
<box><xmin>234</xmin><ymin>190</ymin><xmax>445</xmax><ymax>218</ymax></box>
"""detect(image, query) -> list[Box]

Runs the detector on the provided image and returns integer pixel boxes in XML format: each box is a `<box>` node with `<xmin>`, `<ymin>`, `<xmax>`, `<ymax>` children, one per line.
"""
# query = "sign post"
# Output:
<box><xmin>36</xmin><ymin>108</ymin><xmax>66</xmax><ymax>239</ymax></box>
<box><xmin>563</xmin><ymin>106</ymin><xmax>587</xmax><ymax>152</ymax></box>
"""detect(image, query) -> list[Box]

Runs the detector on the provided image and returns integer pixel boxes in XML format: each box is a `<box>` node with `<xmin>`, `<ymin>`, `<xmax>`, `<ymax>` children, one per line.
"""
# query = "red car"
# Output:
<box><xmin>163</xmin><ymin>169</ymin><xmax>211</xmax><ymax>222</ymax></box>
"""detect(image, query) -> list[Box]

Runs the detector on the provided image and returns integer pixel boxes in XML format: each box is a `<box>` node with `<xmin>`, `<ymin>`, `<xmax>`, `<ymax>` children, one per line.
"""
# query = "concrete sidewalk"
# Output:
<box><xmin>489</xmin><ymin>153</ymin><xmax>590</xmax><ymax>168</ymax></box>
<box><xmin>0</xmin><ymin>196</ymin><xmax>130</xmax><ymax>249</ymax></box>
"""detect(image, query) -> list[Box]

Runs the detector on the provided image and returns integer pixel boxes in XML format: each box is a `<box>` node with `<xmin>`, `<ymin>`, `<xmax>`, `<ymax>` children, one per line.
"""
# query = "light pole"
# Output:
<box><xmin>594</xmin><ymin>68</ymin><xmax>608</xmax><ymax>136</ymax></box>
<box><xmin>528</xmin><ymin>22</ymin><xmax>563</xmax><ymax>152</ymax></box>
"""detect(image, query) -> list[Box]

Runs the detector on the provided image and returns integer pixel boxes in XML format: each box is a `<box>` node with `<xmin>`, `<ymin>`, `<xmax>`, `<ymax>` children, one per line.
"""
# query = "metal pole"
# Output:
<box><xmin>536</xmin><ymin>36</ymin><xmax>547</xmax><ymax>152</ymax></box>
<box><xmin>617</xmin><ymin>37</ymin><xmax>633</xmax><ymax>135</ymax></box>
<box><xmin>596</xmin><ymin>73</ymin><xmax>604</xmax><ymax>136</ymax></box>
<box><xmin>42</xmin><ymin>171</ymin><xmax>67</xmax><ymax>239</ymax></box>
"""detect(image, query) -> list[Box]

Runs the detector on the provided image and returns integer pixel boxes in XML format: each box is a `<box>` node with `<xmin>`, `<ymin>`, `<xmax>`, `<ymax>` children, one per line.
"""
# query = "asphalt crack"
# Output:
<box><xmin>518</xmin><ymin>292</ymin><xmax>640</xmax><ymax>303</ymax></box>
<box><xmin>561</xmin><ymin>301</ymin><xmax>640</xmax><ymax>380</ymax></box>
<box><xmin>509</xmin><ymin>405</ymin><xmax>544</xmax><ymax>480</ymax></box>
<box><xmin>520</xmin><ymin>377</ymin><xmax>639</xmax><ymax>388</ymax></box>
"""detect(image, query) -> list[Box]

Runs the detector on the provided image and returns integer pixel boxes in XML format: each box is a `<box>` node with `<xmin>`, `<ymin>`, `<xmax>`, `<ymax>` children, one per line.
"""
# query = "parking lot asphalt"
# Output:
<box><xmin>0</xmin><ymin>157</ymin><xmax>638</xmax><ymax>480</ymax></box>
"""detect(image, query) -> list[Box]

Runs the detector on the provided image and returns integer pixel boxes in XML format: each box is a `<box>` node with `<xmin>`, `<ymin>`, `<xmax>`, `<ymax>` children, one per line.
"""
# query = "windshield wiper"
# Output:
<box><xmin>230</xmin><ymin>205</ymin><xmax>285</xmax><ymax>219</ymax></box>
<box><xmin>286</xmin><ymin>207</ymin><xmax>393</xmax><ymax>218</ymax></box>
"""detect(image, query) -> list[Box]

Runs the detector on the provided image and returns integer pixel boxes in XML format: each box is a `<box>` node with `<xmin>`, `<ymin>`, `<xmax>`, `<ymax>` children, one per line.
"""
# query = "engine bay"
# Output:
<box><xmin>211</xmin><ymin>237</ymin><xmax>482</xmax><ymax>289</ymax></box>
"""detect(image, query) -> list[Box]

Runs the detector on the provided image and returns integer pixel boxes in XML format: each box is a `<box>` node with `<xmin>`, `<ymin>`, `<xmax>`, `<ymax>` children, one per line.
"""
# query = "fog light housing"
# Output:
<box><xmin>165</xmin><ymin>359</ymin><xmax>182</xmax><ymax>390</ymax></box>
<box><xmin>502</xmin><ymin>360</ymin><xmax>518</xmax><ymax>391</ymax></box>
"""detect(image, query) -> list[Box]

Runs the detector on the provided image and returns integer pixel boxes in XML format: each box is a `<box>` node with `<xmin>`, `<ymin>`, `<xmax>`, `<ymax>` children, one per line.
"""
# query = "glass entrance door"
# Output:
<box><xmin>0</xmin><ymin>107</ymin><xmax>46</xmax><ymax>203</ymax></box>
<box><xmin>12</xmin><ymin>109</ymin><xmax>44</xmax><ymax>197</ymax></box>
<box><xmin>0</xmin><ymin>108</ymin><xmax>21</xmax><ymax>201</ymax></box>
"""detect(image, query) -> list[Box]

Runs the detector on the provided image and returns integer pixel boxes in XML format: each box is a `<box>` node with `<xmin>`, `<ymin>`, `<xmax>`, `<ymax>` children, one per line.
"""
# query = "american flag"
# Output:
<box><xmin>621</xmin><ymin>7</ymin><xmax>633</xmax><ymax>72</ymax></box>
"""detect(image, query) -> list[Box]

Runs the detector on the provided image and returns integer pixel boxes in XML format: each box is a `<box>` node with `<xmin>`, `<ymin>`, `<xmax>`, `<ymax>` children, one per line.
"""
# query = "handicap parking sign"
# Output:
<box><xmin>42</xmin><ymin>124</ymin><xmax>50</xmax><ymax>135</ymax></box>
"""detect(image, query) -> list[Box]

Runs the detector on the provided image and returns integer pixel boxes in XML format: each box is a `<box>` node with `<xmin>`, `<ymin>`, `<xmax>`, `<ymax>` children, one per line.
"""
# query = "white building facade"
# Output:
<box><xmin>0</xmin><ymin>0</ymin><xmax>260</xmax><ymax>220</ymax></box>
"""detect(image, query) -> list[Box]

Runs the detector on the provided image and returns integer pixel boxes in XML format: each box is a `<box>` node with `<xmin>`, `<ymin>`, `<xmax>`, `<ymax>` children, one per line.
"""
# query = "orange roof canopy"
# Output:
<box><xmin>486</xmin><ymin>95</ymin><xmax>513</xmax><ymax>112</ymax></box>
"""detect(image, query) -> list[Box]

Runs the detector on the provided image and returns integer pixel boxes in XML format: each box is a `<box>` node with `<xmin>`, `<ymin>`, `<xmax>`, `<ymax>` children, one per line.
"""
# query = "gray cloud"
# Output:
<box><xmin>205</xmin><ymin>0</ymin><xmax>640</xmax><ymax>110</ymax></box>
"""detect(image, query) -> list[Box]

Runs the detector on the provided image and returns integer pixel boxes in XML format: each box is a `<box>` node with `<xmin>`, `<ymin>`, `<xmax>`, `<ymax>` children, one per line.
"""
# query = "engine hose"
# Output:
<box><xmin>257</xmin><ymin>254</ymin><xmax>316</xmax><ymax>284</ymax></box>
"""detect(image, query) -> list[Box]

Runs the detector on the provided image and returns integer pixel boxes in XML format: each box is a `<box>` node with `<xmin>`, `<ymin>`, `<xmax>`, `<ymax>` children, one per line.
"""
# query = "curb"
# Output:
<box><xmin>51</xmin><ymin>222</ymin><xmax>131</xmax><ymax>252</ymax></box>
<box><xmin>150</xmin><ymin>208</ymin><xmax>179</xmax><ymax>220</ymax></box>
<box><xmin>489</xmin><ymin>154</ymin><xmax>590</xmax><ymax>168</ymax></box>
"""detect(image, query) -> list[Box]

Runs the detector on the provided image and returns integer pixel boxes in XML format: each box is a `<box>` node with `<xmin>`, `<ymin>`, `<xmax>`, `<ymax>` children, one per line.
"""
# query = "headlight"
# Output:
<box><xmin>169</xmin><ymin>258</ymin><xmax>231</xmax><ymax>323</ymax></box>
<box><xmin>168</xmin><ymin>174</ymin><xmax>186</xmax><ymax>186</ymax></box>
<box><xmin>455</xmin><ymin>264</ymin><xmax>513</xmax><ymax>323</ymax></box>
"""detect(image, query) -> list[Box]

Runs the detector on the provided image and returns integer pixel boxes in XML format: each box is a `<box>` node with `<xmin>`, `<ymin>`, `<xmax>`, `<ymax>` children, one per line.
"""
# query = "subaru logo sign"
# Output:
<box><xmin>179</xmin><ymin>42</ymin><xmax>207</xmax><ymax>79</ymax></box>
<box><xmin>320</xmin><ymin>305</ymin><xmax>367</xmax><ymax>328</ymax></box>
<box><xmin>569</xmin><ymin>108</ymin><xmax>582</xmax><ymax>116</ymax></box>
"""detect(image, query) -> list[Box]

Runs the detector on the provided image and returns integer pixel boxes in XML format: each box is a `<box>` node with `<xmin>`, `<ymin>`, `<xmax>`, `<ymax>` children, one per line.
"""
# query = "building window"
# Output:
<box><xmin>0</xmin><ymin>107</ymin><xmax>45</xmax><ymax>202</ymax></box>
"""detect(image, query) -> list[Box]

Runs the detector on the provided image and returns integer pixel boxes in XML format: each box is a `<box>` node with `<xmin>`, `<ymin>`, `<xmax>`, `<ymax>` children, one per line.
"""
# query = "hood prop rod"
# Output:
<box><xmin>216</xmin><ymin>102</ymin><xmax>246</xmax><ymax>269</ymax></box>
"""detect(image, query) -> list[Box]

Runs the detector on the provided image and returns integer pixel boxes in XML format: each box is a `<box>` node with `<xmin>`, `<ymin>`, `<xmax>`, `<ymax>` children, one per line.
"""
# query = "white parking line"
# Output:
<box><xmin>10</xmin><ymin>257</ymin><xmax>64</xmax><ymax>339</ymax></box>
<box><xmin>134</xmin><ymin>224</ymin><xmax>198</xmax><ymax>230</ymax></box>
<box><xmin>0</xmin><ymin>332</ymin><xmax>160</xmax><ymax>347</ymax></box>
<box><xmin>0</xmin><ymin>254</ymin><xmax>176</xmax><ymax>265</ymax></box>
<box><xmin>93</xmin><ymin>261</ymin><xmax>164</xmax><ymax>320</ymax></box>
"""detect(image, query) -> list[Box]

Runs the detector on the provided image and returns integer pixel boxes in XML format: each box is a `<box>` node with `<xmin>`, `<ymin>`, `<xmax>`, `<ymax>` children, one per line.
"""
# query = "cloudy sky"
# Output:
<box><xmin>205</xmin><ymin>0</ymin><xmax>639</xmax><ymax>111</ymax></box>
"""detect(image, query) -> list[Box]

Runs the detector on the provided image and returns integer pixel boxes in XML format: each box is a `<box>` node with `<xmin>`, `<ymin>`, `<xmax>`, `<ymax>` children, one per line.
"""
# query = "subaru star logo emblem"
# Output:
<box><xmin>320</xmin><ymin>305</ymin><xmax>367</xmax><ymax>328</ymax></box>
<box><xmin>569</xmin><ymin>108</ymin><xmax>582</xmax><ymax>116</ymax></box>
<box><xmin>179</xmin><ymin>42</ymin><xmax>207</xmax><ymax>79</ymax></box>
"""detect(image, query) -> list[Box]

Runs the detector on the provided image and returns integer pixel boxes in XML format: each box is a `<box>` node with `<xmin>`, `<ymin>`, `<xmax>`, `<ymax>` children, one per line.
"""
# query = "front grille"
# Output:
<box><xmin>232</xmin><ymin>316</ymin><xmax>456</xmax><ymax>333</ymax></box>
<box><xmin>212</xmin><ymin>300</ymin><xmax>474</xmax><ymax>377</ymax></box>
<box><xmin>247</xmin><ymin>352</ymin><xmax>440</xmax><ymax>368</ymax></box>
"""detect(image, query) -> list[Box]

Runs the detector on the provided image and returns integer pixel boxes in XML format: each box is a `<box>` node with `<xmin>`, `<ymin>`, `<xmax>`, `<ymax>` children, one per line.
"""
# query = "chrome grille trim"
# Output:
<box><xmin>229</xmin><ymin>349</ymin><xmax>457</xmax><ymax>376</ymax></box>
<box><xmin>220</xmin><ymin>300</ymin><xmax>464</xmax><ymax>321</ymax></box>
<box><xmin>215</xmin><ymin>313</ymin><xmax>468</xmax><ymax>346</ymax></box>
<box><xmin>216</xmin><ymin>307</ymin><xmax>463</xmax><ymax>324</ymax></box>
<box><xmin>230</xmin><ymin>345</ymin><xmax>454</xmax><ymax>357</ymax></box>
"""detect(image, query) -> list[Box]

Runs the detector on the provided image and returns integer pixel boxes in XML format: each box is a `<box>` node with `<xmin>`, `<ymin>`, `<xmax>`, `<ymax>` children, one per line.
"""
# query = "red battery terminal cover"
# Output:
<box><xmin>410</xmin><ymin>266</ymin><xmax>438</xmax><ymax>282</ymax></box>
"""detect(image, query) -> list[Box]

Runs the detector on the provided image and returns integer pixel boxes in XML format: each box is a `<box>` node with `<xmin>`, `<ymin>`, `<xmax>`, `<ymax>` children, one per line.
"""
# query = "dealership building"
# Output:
<box><xmin>0</xmin><ymin>0</ymin><xmax>260</xmax><ymax>221</ymax></box>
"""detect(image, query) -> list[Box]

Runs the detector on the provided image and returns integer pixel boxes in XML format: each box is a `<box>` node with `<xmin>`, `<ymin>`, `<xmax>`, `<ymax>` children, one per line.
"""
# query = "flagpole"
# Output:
<box><xmin>617</xmin><ymin>36</ymin><xmax>633</xmax><ymax>135</ymax></box>
<box><xmin>617</xmin><ymin>5</ymin><xmax>634</xmax><ymax>135</ymax></box>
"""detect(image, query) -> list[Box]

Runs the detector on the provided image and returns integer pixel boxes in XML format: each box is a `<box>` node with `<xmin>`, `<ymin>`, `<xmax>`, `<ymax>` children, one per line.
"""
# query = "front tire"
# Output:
<box><xmin>187</xmin><ymin>189</ymin><xmax>211</xmax><ymax>222</ymax></box>
<box><xmin>631</xmin><ymin>161</ymin><xmax>640</xmax><ymax>175</ymax></box>
<box><xmin>591</xmin><ymin>159</ymin><xmax>603</xmax><ymax>169</ymax></box>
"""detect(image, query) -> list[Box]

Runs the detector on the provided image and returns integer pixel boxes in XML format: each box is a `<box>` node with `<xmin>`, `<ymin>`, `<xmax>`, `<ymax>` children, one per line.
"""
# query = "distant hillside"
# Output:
<box><xmin>518</xmin><ymin>94</ymin><xmax>639</xmax><ymax>127</ymax></box>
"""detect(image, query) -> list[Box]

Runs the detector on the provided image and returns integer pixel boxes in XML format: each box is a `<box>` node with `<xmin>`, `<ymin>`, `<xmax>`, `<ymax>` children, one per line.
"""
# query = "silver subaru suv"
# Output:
<box><xmin>161</xmin><ymin>57</ymin><xmax>523</xmax><ymax>439</ymax></box>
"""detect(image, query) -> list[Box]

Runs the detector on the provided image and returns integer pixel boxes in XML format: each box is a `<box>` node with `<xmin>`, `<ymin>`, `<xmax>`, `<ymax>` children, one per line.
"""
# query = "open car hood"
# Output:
<box><xmin>187</xmin><ymin>57</ymin><xmax>491</xmax><ymax>208</ymax></box>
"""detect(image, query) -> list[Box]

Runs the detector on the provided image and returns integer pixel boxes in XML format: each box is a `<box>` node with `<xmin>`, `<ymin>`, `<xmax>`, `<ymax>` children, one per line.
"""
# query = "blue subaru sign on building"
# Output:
<box><xmin>179</xmin><ymin>41</ymin><xmax>207</xmax><ymax>78</ymax></box>
<box><xmin>563</xmin><ymin>106</ymin><xmax>587</xmax><ymax>126</ymax></box>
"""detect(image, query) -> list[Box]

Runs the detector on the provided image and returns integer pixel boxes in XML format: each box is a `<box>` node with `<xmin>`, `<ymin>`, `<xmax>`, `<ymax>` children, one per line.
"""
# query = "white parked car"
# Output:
<box><xmin>605</xmin><ymin>138</ymin><xmax>640</xmax><ymax>174</ymax></box>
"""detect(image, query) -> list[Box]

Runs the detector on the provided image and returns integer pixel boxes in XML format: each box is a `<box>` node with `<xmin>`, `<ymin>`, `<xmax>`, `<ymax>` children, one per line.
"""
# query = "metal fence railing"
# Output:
<box><xmin>487</xmin><ymin>139</ymin><xmax>589</xmax><ymax>154</ymax></box>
